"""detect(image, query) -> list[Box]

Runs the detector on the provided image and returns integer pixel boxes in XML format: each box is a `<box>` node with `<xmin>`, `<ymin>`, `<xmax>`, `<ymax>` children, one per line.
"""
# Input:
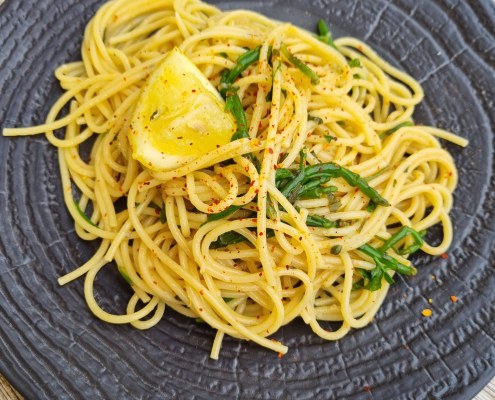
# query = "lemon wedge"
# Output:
<box><xmin>129</xmin><ymin>47</ymin><xmax>237</xmax><ymax>171</ymax></box>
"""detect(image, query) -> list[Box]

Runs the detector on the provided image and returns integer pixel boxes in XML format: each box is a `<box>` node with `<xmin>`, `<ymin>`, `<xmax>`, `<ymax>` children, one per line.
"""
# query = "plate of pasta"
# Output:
<box><xmin>0</xmin><ymin>0</ymin><xmax>494</xmax><ymax>399</ymax></box>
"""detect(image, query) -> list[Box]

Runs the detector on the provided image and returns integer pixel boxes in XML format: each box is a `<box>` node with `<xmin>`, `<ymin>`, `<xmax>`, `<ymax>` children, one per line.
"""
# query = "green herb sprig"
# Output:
<box><xmin>276</xmin><ymin>151</ymin><xmax>389</xmax><ymax>206</ymax></box>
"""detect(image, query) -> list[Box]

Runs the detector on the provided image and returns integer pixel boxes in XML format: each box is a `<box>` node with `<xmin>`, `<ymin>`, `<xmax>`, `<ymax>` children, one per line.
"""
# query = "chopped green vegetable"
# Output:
<box><xmin>220</xmin><ymin>46</ymin><xmax>260</xmax><ymax>91</ymax></box>
<box><xmin>356</xmin><ymin>242</ymin><xmax>417</xmax><ymax>291</ymax></box>
<box><xmin>331</xmin><ymin>245</ymin><xmax>342</xmax><ymax>255</ymax></box>
<box><xmin>379</xmin><ymin>226</ymin><xmax>425</xmax><ymax>255</ymax></box>
<box><xmin>225</xmin><ymin>93</ymin><xmax>249</xmax><ymax>140</ymax></box>
<box><xmin>210</xmin><ymin>229</ymin><xmax>275</xmax><ymax>249</ymax></box>
<box><xmin>206</xmin><ymin>205</ymin><xmax>242</xmax><ymax>223</ymax></box>
<box><xmin>306</xmin><ymin>214</ymin><xmax>336</xmax><ymax>228</ymax></box>
<box><xmin>73</xmin><ymin>200</ymin><xmax>97</xmax><ymax>227</ymax></box>
<box><xmin>366</xmin><ymin>201</ymin><xmax>377</xmax><ymax>213</ymax></box>
<box><xmin>149</xmin><ymin>202</ymin><xmax>161</xmax><ymax>210</ymax></box>
<box><xmin>224</xmin><ymin>91</ymin><xmax>260</xmax><ymax>171</ymax></box>
<box><xmin>316</xmin><ymin>19</ymin><xmax>338</xmax><ymax>50</ymax></box>
<box><xmin>277</xmin><ymin>153</ymin><xmax>389</xmax><ymax>207</ymax></box>
<box><xmin>280</xmin><ymin>44</ymin><xmax>320</xmax><ymax>85</ymax></box>
<box><xmin>218</xmin><ymin>52</ymin><xmax>228</xmax><ymax>58</ymax></box>
<box><xmin>160</xmin><ymin>206</ymin><xmax>167</xmax><ymax>224</ymax></box>
<box><xmin>324</xmin><ymin>135</ymin><xmax>336</xmax><ymax>143</ymax></box>
<box><xmin>380</xmin><ymin>121</ymin><xmax>414</xmax><ymax>139</ymax></box>
<box><xmin>210</xmin><ymin>231</ymin><xmax>248</xmax><ymax>249</ymax></box>
<box><xmin>348</xmin><ymin>58</ymin><xmax>361</xmax><ymax>68</ymax></box>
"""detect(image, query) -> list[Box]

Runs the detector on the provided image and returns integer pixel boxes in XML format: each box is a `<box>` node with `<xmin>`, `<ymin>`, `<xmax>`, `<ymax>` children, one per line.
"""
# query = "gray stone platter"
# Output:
<box><xmin>0</xmin><ymin>0</ymin><xmax>494</xmax><ymax>399</ymax></box>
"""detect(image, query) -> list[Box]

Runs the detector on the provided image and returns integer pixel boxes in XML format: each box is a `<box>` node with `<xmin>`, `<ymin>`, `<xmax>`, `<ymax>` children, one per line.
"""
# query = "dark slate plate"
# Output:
<box><xmin>0</xmin><ymin>0</ymin><xmax>494</xmax><ymax>399</ymax></box>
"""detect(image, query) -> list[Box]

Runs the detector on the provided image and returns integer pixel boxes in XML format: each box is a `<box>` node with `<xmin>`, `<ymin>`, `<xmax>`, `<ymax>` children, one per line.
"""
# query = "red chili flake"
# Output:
<box><xmin>258</xmin><ymin>272</ymin><xmax>263</xmax><ymax>276</ymax></box>
<box><xmin>363</xmin><ymin>385</ymin><xmax>372</xmax><ymax>393</ymax></box>
<box><xmin>192</xmin><ymin>89</ymin><xmax>196</xmax><ymax>92</ymax></box>
<box><xmin>259</xmin><ymin>232</ymin><xmax>264</xmax><ymax>236</ymax></box>
<box><xmin>278</xmin><ymin>352</ymin><xmax>284</xmax><ymax>359</ymax></box>
<box><xmin>250</xmin><ymin>180</ymin><xmax>256</xmax><ymax>187</ymax></box>
<box><xmin>273</xmin><ymin>164</ymin><xmax>278</xmax><ymax>170</ymax></box>
<box><xmin>199</xmin><ymin>290</ymin><xmax>204</xmax><ymax>295</ymax></box>
<box><xmin>450</xmin><ymin>295</ymin><xmax>458</xmax><ymax>303</ymax></box>
<box><xmin>268</xmin><ymin>148</ymin><xmax>273</xmax><ymax>154</ymax></box>
<box><xmin>440</xmin><ymin>252</ymin><xmax>448</xmax><ymax>259</ymax></box>
<box><xmin>199</xmin><ymin>308</ymin><xmax>203</xmax><ymax>312</ymax></box>
<box><xmin>251</xmin><ymin>219</ymin><xmax>257</xmax><ymax>223</ymax></box>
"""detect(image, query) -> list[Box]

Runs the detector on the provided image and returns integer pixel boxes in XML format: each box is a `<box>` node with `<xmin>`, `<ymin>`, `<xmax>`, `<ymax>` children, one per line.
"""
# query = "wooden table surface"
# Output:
<box><xmin>1</xmin><ymin>371</ymin><xmax>494</xmax><ymax>399</ymax></box>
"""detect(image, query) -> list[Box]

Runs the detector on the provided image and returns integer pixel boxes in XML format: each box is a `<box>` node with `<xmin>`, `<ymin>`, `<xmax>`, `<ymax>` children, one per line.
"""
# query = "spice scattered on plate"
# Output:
<box><xmin>450</xmin><ymin>295</ymin><xmax>458</xmax><ymax>303</ymax></box>
<box><xmin>421</xmin><ymin>308</ymin><xmax>432</xmax><ymax>317</ymax></box>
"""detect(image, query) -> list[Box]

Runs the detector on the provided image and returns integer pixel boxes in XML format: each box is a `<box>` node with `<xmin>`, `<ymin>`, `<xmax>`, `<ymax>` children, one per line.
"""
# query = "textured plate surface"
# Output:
<box><xmin>1</xmin><ymin>0</ymin><xmax>495</xmax><ymax>399</ymax></box>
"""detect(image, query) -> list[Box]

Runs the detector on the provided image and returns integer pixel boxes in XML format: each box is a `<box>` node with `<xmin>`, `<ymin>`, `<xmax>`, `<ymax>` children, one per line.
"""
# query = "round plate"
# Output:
<box><xmin>1</xmin><ymin>1</ymin><xmax>494</xmax><ymax>399</ymax></box>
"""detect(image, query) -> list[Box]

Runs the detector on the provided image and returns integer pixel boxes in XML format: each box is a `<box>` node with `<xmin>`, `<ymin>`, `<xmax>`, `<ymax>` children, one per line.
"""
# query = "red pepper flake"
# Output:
<box><xmin>258</xmin><ymin>272</ymin><xmax>263</xmax><ymax>276</ymax></box>
<box><xmin>440</xmin><ymin>252</ymin><xmax>448</xmax><ymax>259</ymax></box>
<box><xmin>363</xmin><ymin>385</ymin><xmax>372</xmax><ymax>393</ymax></box>
<box><xmin>259</xmin><ymin>232</ymin><xmax>264</xmax><ymax>236</ymax></box>
<box><xmin>268</xmin><ymin>148</ymin><xmax>273</xmax><ymax>154</ymax></box>
<box><xmin>278</xmin><ymin>352</ymin><xmax>284</xmax><ymax>359</ymax></box>
<box><xmin>273</xmin><ymin>164</ymin><xmax>278</xmax><ymax>170</ymax></box>
<box><xmin>450</xmin><ymin>295</ymin><xmax>458</xmax><ymax>303</ymax></box>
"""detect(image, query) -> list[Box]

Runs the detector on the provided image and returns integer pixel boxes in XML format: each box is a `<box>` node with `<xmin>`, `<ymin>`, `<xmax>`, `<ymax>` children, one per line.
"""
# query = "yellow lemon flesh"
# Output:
<box><xmin>129</xmin><ymin>47</ymin><xmax>237</xmax><ymax>171</ymax></box>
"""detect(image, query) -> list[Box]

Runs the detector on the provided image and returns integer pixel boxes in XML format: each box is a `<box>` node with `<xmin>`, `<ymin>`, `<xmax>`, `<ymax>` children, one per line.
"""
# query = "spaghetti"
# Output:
<box><xmin>3</xmin><ymin>0</ymin><xmax>468</xmax><ymax>358</ymax></box>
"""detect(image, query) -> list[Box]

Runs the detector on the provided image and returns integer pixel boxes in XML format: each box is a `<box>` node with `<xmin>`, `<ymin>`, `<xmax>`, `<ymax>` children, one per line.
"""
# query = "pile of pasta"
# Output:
<box><xmin>4</xmin><ymin>0</ymin><xmax>467</xmax><ymax>358</ymax></box>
